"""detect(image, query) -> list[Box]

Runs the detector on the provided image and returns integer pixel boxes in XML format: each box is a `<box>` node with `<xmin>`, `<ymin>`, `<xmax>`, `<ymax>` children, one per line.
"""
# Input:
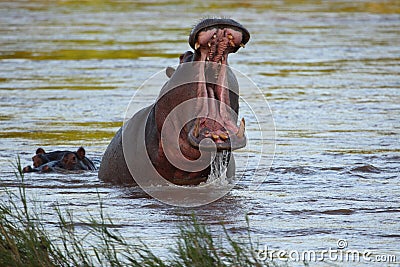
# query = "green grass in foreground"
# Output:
<box><xmin>0</xmin><ymin>157</ymin><xmax>279</xmax><ymax>267</ymax></box>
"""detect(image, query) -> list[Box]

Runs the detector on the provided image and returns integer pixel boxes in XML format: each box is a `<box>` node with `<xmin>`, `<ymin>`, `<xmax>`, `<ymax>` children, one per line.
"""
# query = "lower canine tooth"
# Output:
<box><xmin>208</xmin><ymin>42</ymin><xmax>211</xmax><ymax>47</ymax></box>
<box><xmin>193</xmin><ymin>119</ymin><xmax>200</xmax><ymax>137</ymax></box>
<box><xmin>236</xmin><ymin>118</ymin><xmax>245</xmax><ymax>138</ymax></box>
<box><xmin>195</xmin><ymin>41</ymin><xmax>200</xmax><ymax>50</ymax></box>
<box><xmin>240</xmin><ymin>43</ymin><xmax>245</xmax><ymax>48</ymax></box>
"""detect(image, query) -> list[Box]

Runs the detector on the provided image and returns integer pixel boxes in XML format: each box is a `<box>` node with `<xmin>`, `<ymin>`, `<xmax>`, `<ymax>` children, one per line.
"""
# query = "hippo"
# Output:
<box><xmin>99</xmin><ymin>18</ymin><xmax>250</xmax><ymax>186</ymax></box>
<box><xmin>23</xmin><ymin>147</ymin><xmax>96</xmax><ymax>173</ymax></box>
<box><xmin>31</xmin><ymin>147</ymin><xmax>71</xmax><ymax>168</ymax></box>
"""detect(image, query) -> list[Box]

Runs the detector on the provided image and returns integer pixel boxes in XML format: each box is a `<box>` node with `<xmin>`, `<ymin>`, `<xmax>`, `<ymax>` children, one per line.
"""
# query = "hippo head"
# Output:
<box><xmin>187</xmin><ymin>18</ymin><xmax>249</xmax><ymax>152</ymax></box>
<box><xmin>150</xmin><ymin>18</ymin><xmax>249</xmax><ymax>181</ymax></box>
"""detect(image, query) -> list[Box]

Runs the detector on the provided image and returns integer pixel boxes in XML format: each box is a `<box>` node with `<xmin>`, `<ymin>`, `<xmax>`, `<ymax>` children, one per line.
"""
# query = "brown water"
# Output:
<box><xmin>0</xmin><ymin>1</ymin><xmax>399</xmax><ymax>265</ymax></box>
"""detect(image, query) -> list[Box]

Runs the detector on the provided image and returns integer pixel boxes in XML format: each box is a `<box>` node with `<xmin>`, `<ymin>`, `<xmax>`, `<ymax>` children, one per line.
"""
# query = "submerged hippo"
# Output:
<box><xmin>99</xmin><ymin>18</ymin><xmax>250</xmax><ymax>186</ymax></box>
<box><xmin>31</xmin><ymin>148</ymin><xmax>71</xmax><ymax>168</ymax></box>
<box><xmin>23</xmin><ymin>147</ymin><xmax>96</xmax><ymax>173</ymax></box>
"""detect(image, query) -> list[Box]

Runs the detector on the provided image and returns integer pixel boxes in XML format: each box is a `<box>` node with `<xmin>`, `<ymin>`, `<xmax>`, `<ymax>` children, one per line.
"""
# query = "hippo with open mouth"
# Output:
<box><xmin>99</xmin><ymin>18</ymin><xmax>250</xmax><ymax>186</ymax></box>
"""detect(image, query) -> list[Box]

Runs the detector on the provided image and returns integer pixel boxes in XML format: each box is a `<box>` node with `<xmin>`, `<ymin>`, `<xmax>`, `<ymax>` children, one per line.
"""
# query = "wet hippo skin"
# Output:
<box><xmin>23</xmin><ymin>147</ymin><xmax>96</xmax><ymax>173</ymax></box>
<box><xmin>99</xmin><ymin>18</ymin><xmax>250</xmax><ymax>185</ymax></box>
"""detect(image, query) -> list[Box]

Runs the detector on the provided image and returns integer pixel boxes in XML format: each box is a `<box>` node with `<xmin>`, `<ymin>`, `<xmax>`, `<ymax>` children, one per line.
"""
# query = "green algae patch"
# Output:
<box><xmin>0</xmin><ymin>50</ymin><xmax>181</xmax><ymax>60</ymax></box>
<box><xmin>0</xmin><ymin>115</ymin><xmax>14</xmax><ymax>121</ymax></box>
<box><xmin>32</xmin><ymin>85</ymin><xmax>119</xmax><ymax>91</ymax></box>
<box><xmin>0</xmin><ymin>129</ymin><xmax>116</xmax><ymax>142</ymax></box>
<box><xmin>36</xmin><ymin>121</ymin><xmax>122</xmax><ymax>128</ymax></box>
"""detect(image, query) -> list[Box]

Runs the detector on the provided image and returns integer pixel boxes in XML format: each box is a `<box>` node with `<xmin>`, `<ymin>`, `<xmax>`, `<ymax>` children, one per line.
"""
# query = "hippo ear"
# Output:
<box><xmin>36</xmin><ymin>148</ymin><xmax>45</xmax><ymax>154</ymax></box>
<box><xmin>23</xmin><ymin>166</ymin><xmax>32</xmax><ymax>173</ymax></box>
<box><xmin>76</xmin><ymin>147</ymin><xmax>85</xmax><ymax>159</ymax></box>
<box><xmin>166</xmin><ymin>66</ymin><xmax>175</xmax><ymax>78</ymax></box>
<box><xmin>179</xmin><ymin>52</ymin><xmax>186</xmax><ymax>62</ymax></box>
<box><xmin>179</xmin><ymin>51</ymin><xmax>194</xmax><ymax>63</ymax></box>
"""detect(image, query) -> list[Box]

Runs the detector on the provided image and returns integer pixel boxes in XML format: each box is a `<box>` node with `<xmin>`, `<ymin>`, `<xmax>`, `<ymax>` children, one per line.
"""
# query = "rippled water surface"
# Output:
<box><xmin>1</xmin><ymin>1</ymin><xmax>399</xmax><ymax>265</ymax></box>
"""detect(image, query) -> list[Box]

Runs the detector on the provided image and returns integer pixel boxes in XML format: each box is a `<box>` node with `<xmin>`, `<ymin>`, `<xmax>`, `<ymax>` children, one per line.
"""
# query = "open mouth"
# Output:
<box><xmin>186</xmin><ymin>19</ymin><xmax>249</xmax><ymax>151</ymax></box>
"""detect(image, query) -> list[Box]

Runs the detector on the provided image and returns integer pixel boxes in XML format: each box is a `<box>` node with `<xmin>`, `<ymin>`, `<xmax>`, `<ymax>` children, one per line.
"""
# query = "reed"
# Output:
<box><xmin>0</xmin><ymin>158</ymin><xmax>278</xmax><ymax>266</ymax></box>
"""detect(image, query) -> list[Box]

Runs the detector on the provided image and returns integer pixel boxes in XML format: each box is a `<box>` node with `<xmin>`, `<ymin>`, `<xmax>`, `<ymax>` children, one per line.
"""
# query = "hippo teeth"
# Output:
<box><xmin>240</xmin><ymin>43</ymin><xmax>245</xmax><ymax>48</ymax></box>
<box><xmin>219</xmin><ymin>132</ymin><xmax>228</xmax><ymax>140</ymax></box>
<box><xmin>189</xmin><ymin>26</ymin><xmax>247</xmax><ymax>150</ymax></box>
<box><xmin>193</xmin><ymin>118</ymin><xmax>200</xmax><ymax>138</ymax></box>
<box><xmin>211</xmin><ymin>134</ymin><xmax>219</xmax><ymax>140</ymax></box>
<box><xmin>236</xmin><ymin>118</ymin><xmax>245</xmax><ymax>138</ymax></box>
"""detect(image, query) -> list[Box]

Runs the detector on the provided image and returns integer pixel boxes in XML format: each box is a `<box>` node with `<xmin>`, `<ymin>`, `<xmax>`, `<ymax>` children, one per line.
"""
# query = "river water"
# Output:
<box><xmin>0</xmin><ymin>1</ymin><xmax>399</xmax><ymax>265</ymax></box>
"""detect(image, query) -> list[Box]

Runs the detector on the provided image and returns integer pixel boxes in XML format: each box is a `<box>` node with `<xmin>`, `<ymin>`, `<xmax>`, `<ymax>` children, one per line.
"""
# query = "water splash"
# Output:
<box><xmin>207</xmin><ymin>150</ymin><xmax>230</xmax><ymax>185</ymax></box>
